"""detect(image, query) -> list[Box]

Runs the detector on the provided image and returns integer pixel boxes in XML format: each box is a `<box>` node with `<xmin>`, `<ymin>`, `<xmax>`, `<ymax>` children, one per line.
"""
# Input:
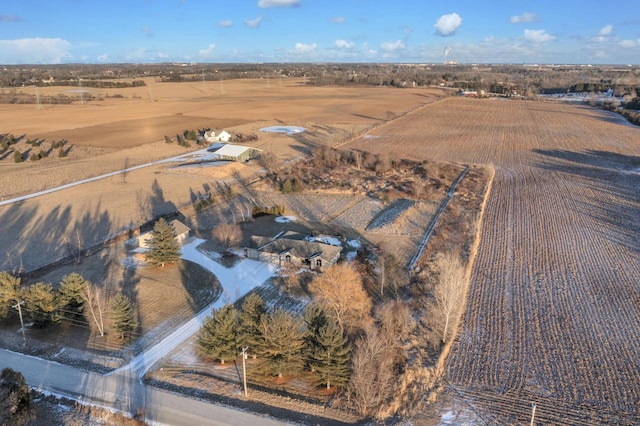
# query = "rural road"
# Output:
<box><xmin>0</xmin><ymin>348</ymin><xmax>287</xmax><ymax>425</ymax></box>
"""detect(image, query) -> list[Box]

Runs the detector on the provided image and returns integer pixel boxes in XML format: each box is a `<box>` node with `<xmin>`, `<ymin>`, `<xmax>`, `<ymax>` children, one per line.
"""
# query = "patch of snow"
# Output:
<box><xmin>304</xmin><ymin>235</ymin><xmax>342</xmax><ymax>246</ymax></box>
<box><xmin>260</xmin><ymin>126</ymin><xmax>306</xmax><ymax>135</ymax></box>
<box><xmin>441</xmin><ymin>411</ymin><xmax>456</xmax><ymax>422</ymax></box>
<box><xmin>121</xmin><ymin>256</ymin><xmax>144</xmax><ymax>269</ymax></box>
<box><xmin>274</xmin><ymin>215</ymin><xmax>297</xmax><ymax>223</ymax></box>
<box><xmin>347</xmin><ymin>239</ymin><xmax>361</xmax><ymax>249</ymax></box>
<box><xmin>345</xmin><ymin>251</ymin><xmax>358</xmax><ymax>262</ymax></box>
<box><xmin>53</xmin><ymin>347</ymin><xmax>65</xmax><ymax>358</ymax></box>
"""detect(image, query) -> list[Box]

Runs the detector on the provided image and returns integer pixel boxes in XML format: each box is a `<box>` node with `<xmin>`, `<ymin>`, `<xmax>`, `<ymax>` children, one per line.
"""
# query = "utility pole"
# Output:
<box><xmin>12</xmin><ymin>301</ymin><xmax>25</xmax><ymax>343</ymax></box>
<box><xmin>240</xmin><ymin>347</ymin><xmax>249</xmax><ymax>397</ymax></box>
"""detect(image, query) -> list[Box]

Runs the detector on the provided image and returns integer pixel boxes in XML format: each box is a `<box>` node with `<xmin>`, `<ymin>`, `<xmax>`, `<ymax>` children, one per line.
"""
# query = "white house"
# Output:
<box><xmin>217</xmin><ymin>130</ymin><xmax>231</xmax><ymax>142</ymax></box>
<box><xmin>136</xmin><ymin>219</ymin><xmax>191</xmax><ymax>249</ymax></box>
<box><xmin>204</xmin><ymin>130</ymin><xmax>231</xmax><ymax>143</ymax></box>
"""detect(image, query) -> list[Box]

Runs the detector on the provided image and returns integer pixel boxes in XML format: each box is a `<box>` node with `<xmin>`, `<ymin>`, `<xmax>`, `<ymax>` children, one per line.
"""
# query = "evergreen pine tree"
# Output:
<box><xmin>257</xmin><ymin>308</ymin><xmax>306</xmax><ymax>378</ymax></box>
<box><xmin>237</xmin><ymin>293</ymin><xmax>266</xmax><ymax>357</ymax></box>
<box><xmin>303</xmin><ymin>304</ymin><xmax>328</xmax><ymax>370</ymax></box>
<box><xmin>145</xmin><ymin>218</ymin><xmax>181</xmax><ymax>267</ymax></box>
<box><xmin>308</xmin><ymin>320</ymin><xmax>351</xmax><ymax>389</ymax></box>
<box><xmin>111</xmin><ymin>292</ymin><xmax>137</xmax><ymax>340</ymax></box>
<box><xmin>22</xmin><ymin>282</ymin><xmax>57</xmax><ymax>328</ymax></box>
<box><xmin>57</xmin><ymin>273</ymin><xmax>86</xmax><ymax>319</ymax></box>
<box><xmin>196</xmin><ymin>304</ymin><xmax>238</xmax><ymax>364</ymax></box>
<box><xmin>0</xmin><ymin>271</ymin><xmax>21</xmax><ymax>319</ymax></box>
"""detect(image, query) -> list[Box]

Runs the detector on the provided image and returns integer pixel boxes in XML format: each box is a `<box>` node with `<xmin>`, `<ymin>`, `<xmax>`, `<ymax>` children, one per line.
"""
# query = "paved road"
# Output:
<box><xmin>0</xmin><ymin>348</ymin><xmax>287</xmax><ymax>425</ymax></box>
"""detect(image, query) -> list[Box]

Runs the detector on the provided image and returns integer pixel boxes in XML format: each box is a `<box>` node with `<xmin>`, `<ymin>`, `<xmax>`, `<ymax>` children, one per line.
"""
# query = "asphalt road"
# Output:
<box><xmin>0</xmin><ymin>348</ymin><xmax>288</xmax><ymax>425</ymax></box>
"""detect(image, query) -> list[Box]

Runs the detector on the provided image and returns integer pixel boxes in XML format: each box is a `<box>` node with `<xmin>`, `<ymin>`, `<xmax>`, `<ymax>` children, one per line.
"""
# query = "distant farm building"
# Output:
<box><xmin>246</xmin><ymin>232</ymin><xmax>341</xmax><ymax>270</ymax></box>
<box><xmin>213</xmin><ymin>144</ymin><xmax>262</xmax><ymax>162</ymax></box>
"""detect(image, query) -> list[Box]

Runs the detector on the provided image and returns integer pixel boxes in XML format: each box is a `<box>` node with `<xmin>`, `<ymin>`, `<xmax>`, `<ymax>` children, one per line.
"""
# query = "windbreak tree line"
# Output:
<box><xmin>197</xmin><ymin>293</ymin><xmax>351</xmax><ymax>390</ymax></box>
<box><xmin>0</xmin><ymin>271</ymin><xmax>136</xmax><ymax>340</ymax></box>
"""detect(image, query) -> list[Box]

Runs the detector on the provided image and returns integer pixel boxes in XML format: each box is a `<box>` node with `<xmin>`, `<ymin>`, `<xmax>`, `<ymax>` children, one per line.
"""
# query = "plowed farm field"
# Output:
<box><xmin>349</xmin><ymin>98</ymin><xmax>640</xmax><ymax>424</ymax></box>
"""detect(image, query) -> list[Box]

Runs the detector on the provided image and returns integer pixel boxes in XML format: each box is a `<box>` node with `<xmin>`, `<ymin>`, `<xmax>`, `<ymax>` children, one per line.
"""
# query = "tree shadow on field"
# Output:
<box><xmin>149</xmin><ymin>179</ymin><xmax>176</xmax><ymax>219</ymax></box>
<box><xmin>0</xmin><ymin>198</ymin><xmax>118</xmax><ymax>362</ymax></box>
<box><xmin>531</xmin><ymin>148</ymin><xmax>640</xmax><ymax>255</ymax></box>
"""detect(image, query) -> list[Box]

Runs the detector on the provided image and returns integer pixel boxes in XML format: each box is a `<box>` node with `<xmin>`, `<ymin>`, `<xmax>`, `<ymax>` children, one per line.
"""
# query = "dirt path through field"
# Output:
<box><xmin>348</xmin><ymin>98</ymin><xmax>640</xmax><ymax>423</ymax></box>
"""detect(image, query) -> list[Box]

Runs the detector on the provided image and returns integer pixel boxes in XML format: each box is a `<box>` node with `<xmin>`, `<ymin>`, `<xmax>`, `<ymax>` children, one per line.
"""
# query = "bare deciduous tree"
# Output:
<box><xmin>82</xmin><ymin>281</ymin><xmax>105</xmax><ymax>337</ymax></box>
<box><xmin>135</xmin><ymin>190</ymin><xmax>151</xmax><ymax>224</ymax></box>
<box><xmin>213</xmin><ymin>223</ymin><xmax>242</xmax><ymax>253</ymax></box>
<box><xmin>308</xmin><ymin>264</ymin><xmax>372</xmax><ymax>333</ymax></box>
<box><xmin>278</xmin><ymin>261</ymin><xmax>299</xmax><ymax>292</ymax></box>
<box><xmin>426</xmin><ymin>253</ymin><xmax>467</xmax><ymax>345</ymax></box>
<box><xmin>375</xmin><ymin>300</ymin><xmax>416</xmax><ymax>346</ymax></box>
<box><xmin>64</xmin><ymin>230</ymin><xmax>83</xmax><ymax>264</ymax></box>
<box><xmin>348</xmin><ymin>326</ymin><xmax>396</xmax><ymax>418</ymax></box>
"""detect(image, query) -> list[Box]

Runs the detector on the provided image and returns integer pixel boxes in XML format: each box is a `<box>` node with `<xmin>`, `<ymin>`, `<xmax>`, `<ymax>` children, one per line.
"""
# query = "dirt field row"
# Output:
<box><xmin>349</xmin><ymin>98</ymin><xmax>640</xmax><ymax>423</ymax></box>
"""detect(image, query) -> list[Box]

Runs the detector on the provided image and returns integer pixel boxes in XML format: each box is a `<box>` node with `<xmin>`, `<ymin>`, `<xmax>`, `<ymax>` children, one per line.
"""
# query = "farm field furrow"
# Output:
<box><xmin>348</xmin><ymin>98</ymin><xmax>640</xmax><ymax>421</ymax></box>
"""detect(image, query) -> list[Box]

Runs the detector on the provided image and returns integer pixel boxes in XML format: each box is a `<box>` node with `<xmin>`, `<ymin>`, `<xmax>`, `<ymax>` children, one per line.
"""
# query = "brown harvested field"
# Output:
<box><xmin>0</xmin><ymin>79</ymin><xmax>444</xmax><ymax>272</ymax></box>
<box><xmin>349</xmin><ymin>98</ymin><xmax>640</xmax><ymax>424</ymax></box>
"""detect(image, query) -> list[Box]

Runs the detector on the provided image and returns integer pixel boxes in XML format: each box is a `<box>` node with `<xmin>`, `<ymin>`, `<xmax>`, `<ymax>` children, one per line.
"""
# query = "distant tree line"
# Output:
<box><xmin>0</xmin><ymin>134</ymin><xmax>71</xmax><ymax>163</ymax></box>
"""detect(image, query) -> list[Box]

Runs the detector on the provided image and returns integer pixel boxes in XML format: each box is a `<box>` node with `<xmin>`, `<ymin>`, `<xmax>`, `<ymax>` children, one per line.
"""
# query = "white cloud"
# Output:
<box><xmin>258</xmin><ymin>0</ymin><xmax>300</xmax><ymax>8</ymax></box>
<box><xmin>292</xmin><ymin>42</ymin><xmax>317</xmax><ymax>54</ymax></box>
<box><xmin>510</xmin><ymin>13</ymin><xmax>540</xmax><ymax>24</ymax></box>
<box><xmin>619</xmin><ymin>39</ymin><xmax>638</xmax><ymax>48</ymax></box>
<box><xmin>199</xmin><ymin>43</ymin><xmax>216</xmax><ymax>57</ymax></box>
<box><xmin>142</xmin><ymin>26</ymin><xmax>154</xmax><ymax>37</ymax></box>
<box><xmin>97</xmin><ymin>53</ymin><xmax>109</xmax><ymax>62</ymax></box>
<box><xmin>330</xmin><ymin>16</ymin><xmax>344</xmax><ymax>24</ymax></box>
<box><xmin>524</xmin><ymin>29</ymin><xmax>556</xmax><ymax>43</ymax></box>
<box><xmin>434</xmin><ymin>13</ymin><xmax>462</xmax><ymax>36</ymax></box>
<box><xmin>0</xmin><ymin>38</ymin><xmax>72</xmax><ymax>64</ymax></box>
<box><xmin>335</xmin><ymin>39</ymin><xmax>354</xmax><ymax>49</ymax></box>
<box><xmin>157</xmin><ymin>52</ymin><xmax>169</xmax><ymax>59</ymax></box>
<box><xmin>482</xmin><ymin>35</ymin><xmax>495</xmax><ymax>43</ymax></box>
<box><xmin>380</xmin><ymin>40</ymin><xmax>406</xmax><ymax>51</ymax></box>
<box><xmin>598</xmin><ymin>24</ymin><xmax>613</xmax><ymax>36</ymax></box>
<box><xmin>244</xmin><ymin>16</ymin><xmax>263</xmax><ymax>28</ymax></box>
<box><xmin>218</xmin><ymin>20</ymin><xmax>233</xmax><ymax>28</ymax></box>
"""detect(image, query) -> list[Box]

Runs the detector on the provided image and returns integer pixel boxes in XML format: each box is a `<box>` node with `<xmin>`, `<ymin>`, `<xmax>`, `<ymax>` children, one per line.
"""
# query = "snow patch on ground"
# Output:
<box><xmin>441</xmin><ymin>411</ymin><xmax>456</xmax><ymax>423</ymax></box>
<box><xmin>304</xmin><ymin>235</ymin><xmax>342</xmax><ymax>246</ymax></box>
<box><xmin>345</xmin><ymin>239</ymin><xmax>361</xmax><ymax>262</ymax></box>
<box><xmin>347</xmin><ymin>239</ymin><xmax>361</xmax><ymax>249</ymax></box>
<box><xmin>274</xmin><ymin>215</ymin><xmax>297</xmax><ymax>223</ymax></box>
<box><xmin>260</xmin><ymin>126</ymin><xmax>306</xmax><ymax>135</ymax></box>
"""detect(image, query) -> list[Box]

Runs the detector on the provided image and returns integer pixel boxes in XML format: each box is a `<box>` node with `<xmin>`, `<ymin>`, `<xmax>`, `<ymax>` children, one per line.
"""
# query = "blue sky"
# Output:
<box><xmin>0</xmin><ymin>0</ymin><xmax>638</xmax><ymax>64</ymax></box>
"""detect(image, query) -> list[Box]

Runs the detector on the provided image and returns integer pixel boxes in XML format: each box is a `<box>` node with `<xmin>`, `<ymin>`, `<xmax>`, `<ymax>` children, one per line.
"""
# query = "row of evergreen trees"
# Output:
<box><xmin>197</xmin><ymin>293</ymin><xmax>351</xmax><ymax>390</ymax></box>
<box><xmin>0</xmin><ymin>271</ymin><xmax>136</xmax><ymax>339</ymax></box>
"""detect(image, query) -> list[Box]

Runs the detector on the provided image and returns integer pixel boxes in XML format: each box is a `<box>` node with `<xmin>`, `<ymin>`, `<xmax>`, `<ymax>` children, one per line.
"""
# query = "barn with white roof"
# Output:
<box><xmin>213</xmin><ymin>144</ymin><xmax>262</xmax><ymax>162</ymax></box>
